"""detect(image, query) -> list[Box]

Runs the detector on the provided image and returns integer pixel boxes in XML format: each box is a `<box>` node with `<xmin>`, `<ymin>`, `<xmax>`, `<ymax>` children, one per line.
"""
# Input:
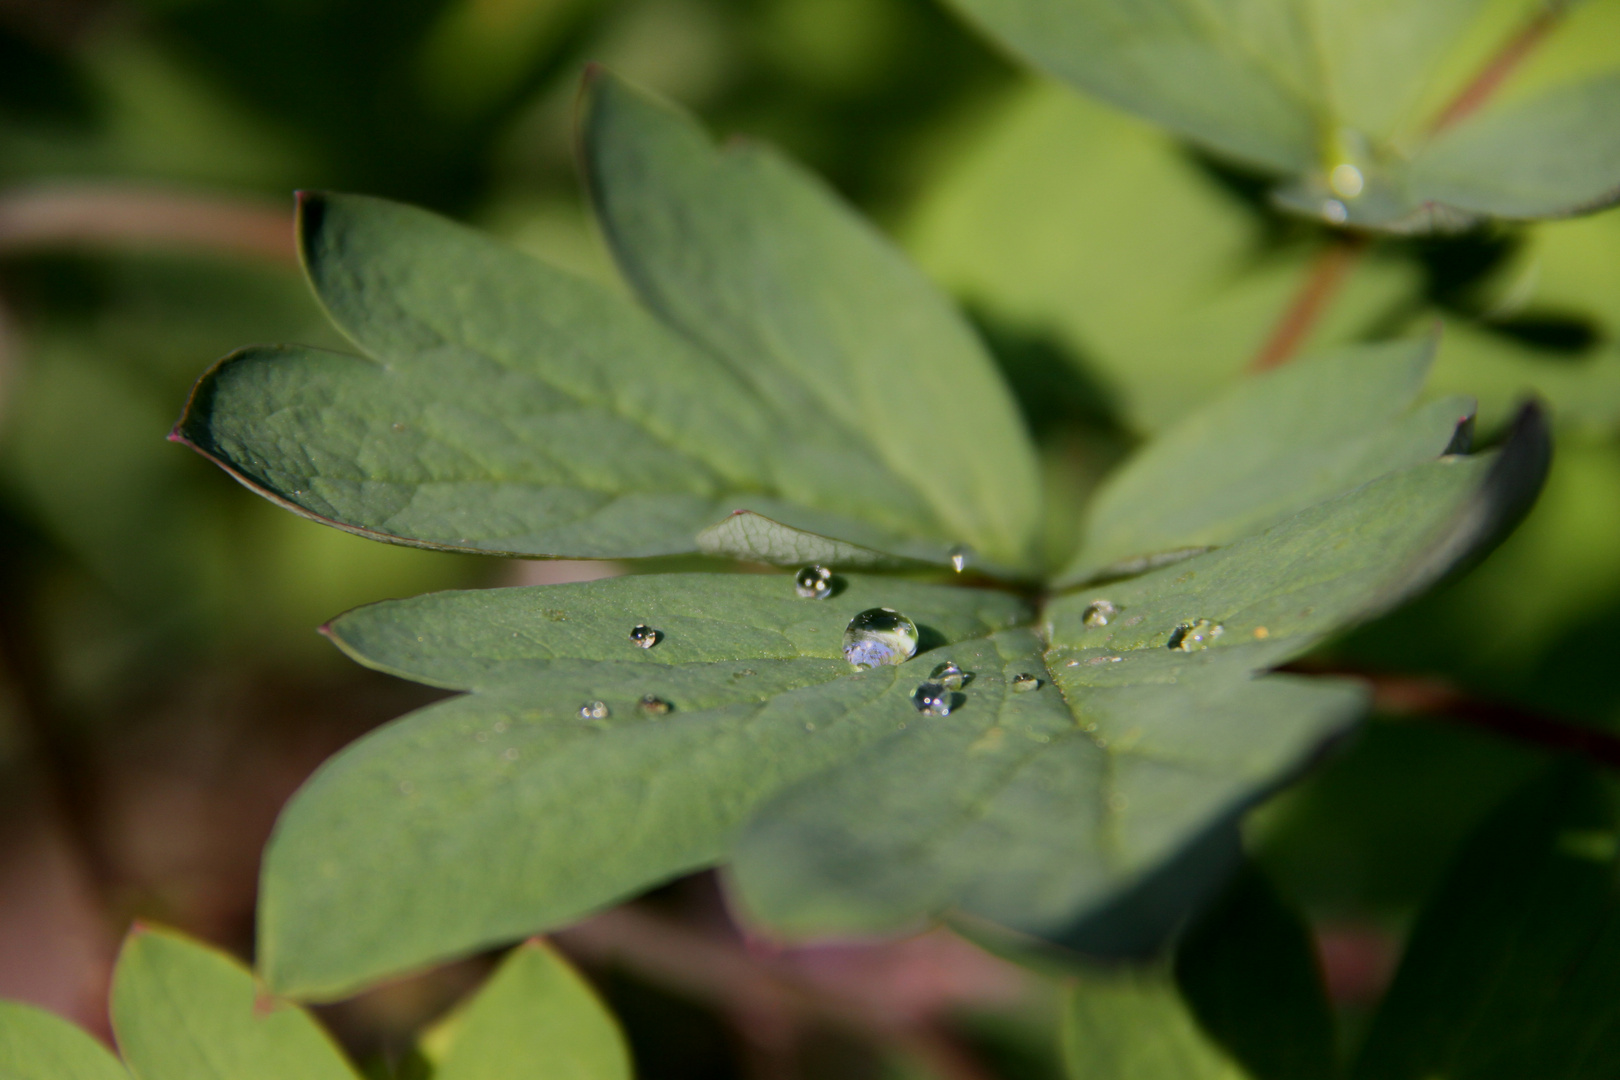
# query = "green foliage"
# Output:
<box><xmin>0</xmin><ymin>929</ymin><xmax>628</xmax><ymax>1080</ymax></box>
<box><xmin>945</xmin><ymin>0</ymin><xmax>1620</xmax><ymax>232</ymax></box>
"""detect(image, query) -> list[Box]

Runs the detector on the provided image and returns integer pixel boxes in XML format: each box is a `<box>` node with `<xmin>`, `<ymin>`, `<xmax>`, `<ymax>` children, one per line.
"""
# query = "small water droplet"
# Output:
<box><xmin>842</xmin><ymin>607</ymin><xmax>919</xmax><ymax>669</ymax></box>
<box><xmin>492</xmin><ymin>720</ymin><xmax>509</xmax><ymax>734</ymax></box>
<box><xmin>474</xmin><ymin>731</ymin><xmax>488</xmax><ymax>743</ymax></box>
<box><xmin>503</xmin><ymin>747</ymin><xmax>520</xmax><ymax>761</ymax></box>
<box><xmin>1011</xmin><ymin>673</ymin><xmax>1041</xmax><ymax>693</ymax></box>
<box><xmin>912</xmin><ymin>682</ymin><xmax>953</xmax><ymax>716</ymax></box>
<box><xmin>1167</xmin><ymin>619</ymin><xmax>1223</xmax><ymax>652</ymax></box>
<box><xmin>804</xmin><ymin>721</ymin><xmax>818</xmax><ymax>731</ymax></box>
<box><xmin>948</xmin><ymin>545</ymin><xmax>972</xmax><ymax>573</ymax></box>
<box><xmin>930</xmin><ymin>661</ymin><xmax>968</xmax><ymax>690</ymax></box>
<box><xmin>1083</xmin><ymin>600</ymin><xmax>1119</xmax><ymax>627</ymax></box>
<box><xmin>1087</xmin><ymin>654</ymin><xmax>1123</xmax><ymax>665</ymax></box>
<box><xmin>630</xmin><ymin>624</ymin><xmax>662</xmax><ymax>649</ymax></box>
<box><xmin>794</xmin><ymin>564</ymin><xmax>834</xmax><ymax>599</ymax></box>
<box><xmin>1323</xmin><ymin>199</ymin><xmax>1349</xmax><ymax>224</ymax></box>
<box><xmin>391</xmin><ymin>421</ymin><xmax>406</xmax><ymax>432</ymax></box>
<box><xmin>638</xmin><ymin>694</ymin><xmax>672</xmax><ymax>716</ymax></box>
<box><xmin>1329</xmin><ymin>163</ymin><xmax>1364</xmax><ymax>198</ymax></box>
<box><xmin>398</xmin><ymin>780</ymin><xmax>414</xmax><ymax>795</ymax></box>
<box><xmin>579</xmin><ymin>701</ymin><xmax>610</xmax><ymax>720</ymax></box>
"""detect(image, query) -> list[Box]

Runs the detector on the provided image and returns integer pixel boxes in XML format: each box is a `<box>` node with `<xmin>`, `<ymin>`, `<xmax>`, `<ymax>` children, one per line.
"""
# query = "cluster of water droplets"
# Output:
<box><xmin>1167</xmin><ymin>618</ymin><xmax>1223</xmax><ymax>651</ymax></box>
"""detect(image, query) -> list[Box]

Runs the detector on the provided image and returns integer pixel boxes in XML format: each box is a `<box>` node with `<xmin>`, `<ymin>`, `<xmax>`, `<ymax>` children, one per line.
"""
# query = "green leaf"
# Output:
<box><xmin>1351</xmin><ymin>765</ymin><xmax>1620</xmax><ymax>1080</ymax></box>
<box><xmin>177</xmin><ymin>72</ymin><xmax>1041</xmax><ymax>572</ymax></box>
<box><xmin>430</xmin><ymin>941</ymin><xmax>630</xmax><ymax>1080</ymax></box>
<box><xmin>1061</xmin><ymin>338</ymin><xmax>1474</xmax><ymax>583</ymax></box>
<box><xmin>259</xmin><ymin>400</ymin><xmax>1544</xmax><ymax>998</ymax></box>
<box><xmin>1061</xmin><ymin>968</ymin><xmax>1247</xmax><ymax>1080</ymax></box>
<box><xmin>581</xmin><ymin>72</ymin><xmax>1042</xmax><ymax>570</ymax></box>
<box><xmin>904</xmin><ymin>81</ymin><xmax>1420</xmax><ymax>435</ymax></box>
<box><xmin>110</xmin><ymin>926</ymin><xmax>358</xmax><ymax>1080</ymax></box>
<box><xmin>945</xmin><ymin>0</ymin><xmax>1620</xmax><ymax>231</ymax></box>
<box><xmin>1174</xmin><ymin>866</ymin><xmax>1337</xmax><ymax>1080</ymax></box>
<box><xmin>0</xmin><ymin>1001</ymin><xmax>128</xmax><ymax>1080</ymax></box>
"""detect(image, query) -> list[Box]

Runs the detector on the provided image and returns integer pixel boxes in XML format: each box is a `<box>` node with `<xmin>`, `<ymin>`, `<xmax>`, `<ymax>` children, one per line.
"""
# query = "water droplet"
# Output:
<box><xmin>1087</xmin><ymin>654</ymin><xmax>1123</xmax><ymax>665</ymax></box>
<box><xmin>948</xmin><ymin>545</ymin><xmax>972</xmax><ymax>573</ymax></box>
<box><xmin>912</xmin><ymin>682</ymin><xmax>954</xmax><ymax>716</ymax></box>
<box><xmin>930</xmin><ymin>661</ymin><xmax>967</xmax><ymax>690</ymax></box>
<box><xmin>1011</xmin><ymin>673</ymin><xmax>1041</xmax><ymax>693</ymax></box>
<box><xmin>1323</xmin><ymin>199</ymin><xmax>1349</xmax><ymax>224</ymax></box>
<box><xmin>1329</xmin><ymin>163</ymin><xmax>1364</xmax><ymax>198</ymax></box>
<box><xmin>803</xmin><ymin>721</ymin><xmax>817</xmax><ymax>731</ymax></box>
<box><xmin>398</xmin><ymin>781</ymin><xmax>414</xmax><ymax>795</ymax></box>
<box><xmin>492</xmin><ymin>720</ymin><xmax>509</xmax><ymax>733</ymax></box>
<box><xmin>794</xmin><ymin>564</ymin><xmax>834</xmax><ymax>599</ymax></box>
<box><xmin>503</xmin><ymin>747</ymin><xmax>520</xmax><ymax>761</ymax></box>
<box><xmin>579</xmin><ymin>701</ymin><xmax>610</xmax><ymax>720</ymax></box>
<box><xmin>638</xmin><ymin>694</ymin><xmax>672</xmax><ymax>716</ymax></box>
<box><xmin>630</xmin><ymin>624</ymin><xmax>662</xmax><ymax>649</ymax></box>
<box><xmin>474</xmin><ymin>731</ymin><xmax>488</xmax><ymax>743</ymax></box>
<box><xmin>1083</xmin><ymin>600</ymin><xmax>1119</xmax><ymax>627</ymax></box>
<box><xmin>1167</xmin><ymin>619</ymin><xmax>1224</xmax><ymax>652</ymax></box>
<box><xmin>842</xmin><ymin>607</ymin><xmax>919</xmax><ymax>669</ymax></box>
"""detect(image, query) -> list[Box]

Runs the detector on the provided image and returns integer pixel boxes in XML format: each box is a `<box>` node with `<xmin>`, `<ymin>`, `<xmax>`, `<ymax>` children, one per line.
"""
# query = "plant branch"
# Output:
<box><xmin>1249</xmin><ymin>236</ymin><xmax>1366</xmax><ymax>373</ymax></box>
<box><xmin>556</xmin><ymin>906</ymin><xmax>1004</xmax><ymax>1080</ymax></box>
<box><xmin>1427</xmin><ymin>4</ymin><xmax>1565</xmax><ymax>135</ymax></box>
<box><xmin>0</xmin><ymin>184</ymin><xmax>296</xmax><ymax>265</ymax></box>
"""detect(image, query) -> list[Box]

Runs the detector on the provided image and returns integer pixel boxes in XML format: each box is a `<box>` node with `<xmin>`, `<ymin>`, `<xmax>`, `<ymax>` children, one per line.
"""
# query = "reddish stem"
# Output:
<box><xmin>1427</xmin><ymin>6</ymin><xmax>1564</xmax><ymax>135</ymax></box>
<box><xmin>1248</xmin><ymin>237</ymin><xmax>1365</xmax><ymax>373</ymax></box>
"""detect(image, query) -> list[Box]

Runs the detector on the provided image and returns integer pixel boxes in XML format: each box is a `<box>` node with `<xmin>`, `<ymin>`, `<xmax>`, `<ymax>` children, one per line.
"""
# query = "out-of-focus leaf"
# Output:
<box><xmin>0</xmin><ymin>1001</ymin><xmax>128</xmax><ymax>1080</ymax></box>
<box><xmin>946</xmin><ymin>0</ymin><xmax>1620</xmax><ymax>232</ymax></box>
<box><xmin>1062</xmin><ymin>338</ymin><xmax>1473</xmax><ymax>583</ymax></box>
<box><xmin>110</xmin><ymin>926</ymin><xmax>358</xmax><ymax>1080</ymax></box>
<box><xmin>581</xmin><ymin>72</ymin><xmax>1041</xmax><ymax>568</ymax></box>
<box><xmin>430</xmin><ymin>941</ymin><xmax>630</xmax><ymax>1080</ymax></box>
<box><xmin>1352</xmin><ymin>766</ymin><xmax>1620</xmax><ymax>1080</ymax></box>
<box><xmin>904</xmin><ymin>82</ymin><xmax>1419</xmax><ymax>434</ymax></box>
<box><xmin>1425</xmin><ymin>316</ymin><xmax>1620</xmax><ymax>435</ymax></box>
<box><xmin>1174</xmin><ymin>867</ymin><xmax>1336</xmax><ymax>1080</ymax></box>
<box><xmin>1061</xmin><ymin>968</ymin><xmax>1246</xmax><ymax>1080</ymax></box>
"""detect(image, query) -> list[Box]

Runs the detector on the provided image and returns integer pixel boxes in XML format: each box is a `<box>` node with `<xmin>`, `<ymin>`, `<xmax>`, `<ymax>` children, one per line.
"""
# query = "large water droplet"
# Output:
<box><xmin>843</xmin><ymin>607</ymin><xmax>919</xmax><ymax>669</ymax></box>
<box><xmin>630</xmin><ymin>624</ymin><xmax>662</xmax><ymax>649</ymax></box>
<box><xmin>930</xmin><ymin>661</ymin><xmax>967</xmax><ymax>690</ymax></box>
<box><xmin>638</xmin><ymin>694</ymin><xmax>672</xmax><ymax>716</ymax></box>
<box><xmin>1167</xmin><ymin>619</ymin><xmax>1223</xmax><ymax>652</ymax></box>
<box><xmin>1329</xmin><ymin>163</ymin><xmax>1364</xmax><ymax>198</ymax></box>
<box><xmin>1011</xmin><ymin>673</ymin><xmax>1041</xmax><ymax>693</ymax></box>
<box><xmin>794</xmin><ymin>564</ymin><xmax>834</xmax><ymax>599</ymax></box>
<box><xmin>1323</xmin><ymin>199</ymin><xmax>1349</xmax><ymax>224</ymax></box>
<box><xmin>949</xmin><ymin>545</ymin><xmax>972</xmax><ymax>573</ymax></box>
<box><xmin>1083</xmin><ymin>600</ymin><xmax>1119</xmax><ymax>627</ymax></box>
<box><xmin>579</xmin><ymin>701</ymin><xmax>610</xmax><ymax>720</ymax></box>
<box><xmin>913</xmin><ymin>682</ymin><xmax>954</xmax><ymax>716</ymax></box>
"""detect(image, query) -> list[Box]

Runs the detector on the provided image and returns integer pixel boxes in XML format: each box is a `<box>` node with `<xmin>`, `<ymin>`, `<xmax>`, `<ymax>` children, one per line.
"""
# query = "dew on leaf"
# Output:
<box><xmin>948</xmin><ymin>545</ymin><xmax>972</xmax><ymax>573</ymax></box>
<box><xmin>1011</xmin><ymin>673</ymin><xmax>1041</xmax><ymax>693</ymax></box>
<box><xmin>930</xmin><ymin>661</ymin><xmax>967</xmax><ymax>690</ymax></box>
<box><xmin>1082</xmin><ymin>600</ymin><xmax>1119</xmax><ymax>627</ymax></box>
<box><xmin>842</xmin><ymin>607</ymin><xmax>919</xmax><ymax>669</ymax></box>
<box><xmin>630</xmin><ymin>624</ymin><xmax>662</xmax><ymax>648</ymax></box>
<box><xmin>1329</xmin><ymin>163</ymin><xmax>1364</xmax><ymax>198</ymax></box>
<box><xmin>503</xmin><ymin>748</ymin><xmax>519</xmax><ymax>761</ymax></box>
<box><xmin>912</xmin><ymin>682</ymin><xmax>953</xmax><ymax>716</ymax></box>
<box><xmin>1167</xmin><ymin>619</ymin><xmax>1224</xmax><ymax>652</ymax></box>
<box><xmin>1323</xmin><ymin>199</ymin><xmax>1348</xmax><ymax>224</ymax></box>
<box><xmin>638</xmin><ymin>694</ymin><xmax>672</xmax><ymax>716</ymax></box>
<box><xmin>794</xmin><ymin>564</ymin><xmax>834</xmax><ymax>599</ymax></box>
<box><xmin>579</xmin><ymin>701</ymin><xmax>610</xmax><ymax>720</ymax></box>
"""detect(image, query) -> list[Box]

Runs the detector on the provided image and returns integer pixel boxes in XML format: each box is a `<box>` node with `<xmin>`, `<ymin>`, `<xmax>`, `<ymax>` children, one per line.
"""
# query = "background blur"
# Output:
<box><xmin>2</xmin><ymin>1</ymin><xmax>1619</xmax><ymax>1077</ymax></box>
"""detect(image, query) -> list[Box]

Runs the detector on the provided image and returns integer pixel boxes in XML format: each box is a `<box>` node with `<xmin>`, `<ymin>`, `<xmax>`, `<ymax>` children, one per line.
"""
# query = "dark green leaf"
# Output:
<box><xmin>1352</xmin><ymin>765</ymin><xmax>1620</xmax><ymax>1080</ymax></box>
<box><xmin>110</xmin><ymin>926</ymin><xmax>358</xmax><ymax>1080</ymax></box>
<box><xmin>1061</xmin><ymin>968</ymin><xmax>1246</xmax><ymax>1080</ymax></box>
<box><xmin>0</xmin><ymin>1001</ymin><xmax>127</xmax><ymax>1080</ymax></box>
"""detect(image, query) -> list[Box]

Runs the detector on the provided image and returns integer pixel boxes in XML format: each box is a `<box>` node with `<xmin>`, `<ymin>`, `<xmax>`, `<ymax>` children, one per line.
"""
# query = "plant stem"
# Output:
<box><xmin>0</xmin><ymin>184</ymin><xmax>295</xmax><ymax>265</ymax></box>
<box><xmin>1248</xmin><ymin>236</ymin><xmax>1366</xmax><ymax>373</ymax></box>
<box><xmin>1427</xmin><ymin>5</ymin><xmax>1565</xmax><ymax>135</ymax></box>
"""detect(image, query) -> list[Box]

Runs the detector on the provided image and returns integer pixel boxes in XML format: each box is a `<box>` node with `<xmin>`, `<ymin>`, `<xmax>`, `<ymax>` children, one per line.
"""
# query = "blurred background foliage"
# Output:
<box><xmin>2</xmin><ymin>0</ymin><xmax>1620</xmax><ymax>1076</ymax></box>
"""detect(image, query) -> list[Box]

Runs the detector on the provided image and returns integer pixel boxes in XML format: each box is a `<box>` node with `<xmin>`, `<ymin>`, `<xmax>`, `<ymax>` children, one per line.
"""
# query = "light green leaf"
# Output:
<box><xmin>430</xmin><ymin>941</ymin><xmax>630</xmax><ymax>1080</ymax></box>
<box><xmin>904</xmin><ymin>81</ymin><xmax>1420</xmax><ymax>435</ymax></box>
<box><xmin>581</xmin><ymin>71</ymin><xmax>1042</xmax><ymax>568</ymax></box>
<box><xmin>946</xmin><ymin>0</ymin><xmax>1620</xmax><ymax>231</ymax></box>
<box><xmin>1352</xmin><ymin>766</ymin><xmax>1620</xmax><ymax>1079</ymax></box>
<box><xmin>1061</xmin><ymin>338</ymin><xmax>1474</xmax><ymax>583</ymax></box>
<box><xmin>110</xmin><ymin>926</ymin><xmax>358</xmax><ymax>1080</ymax></box>
<box><xmin>1061</xmin><ymin>968</ymin><xmax>1247</xmax><ymax>1080</ymax></box>
<box><xmin>0</xmin><ymin>1001</ymin><xmax>127</xmax><ymax>1080</ymax></box>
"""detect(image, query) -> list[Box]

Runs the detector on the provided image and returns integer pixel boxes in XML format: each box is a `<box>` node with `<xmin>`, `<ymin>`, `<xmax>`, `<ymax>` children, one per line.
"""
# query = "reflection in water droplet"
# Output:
<box><xmin>638</xmin><ymin>695</ymin><xmax>672</xmax><ymax>716</ymax></box>
<box><xmin>1329</xmin><ymin>163</ymin><xmax>1364</xmax><ymax>198</ymax></box>
<box><xmin>1323</xmin><ymin>199</ymin><xmax>1349</xmax><ymax>224</ymax></box>
<box><xmin>1083</xmin><ymin>600</ymin><xmax>1119</xmax><ymax>627</ymax></box>
<box><xmin>579</xmin><ymin>701</ymin><xmax>610</xmax><ymax>720</ymax></box>
<box><xmin>794</xmin><ymin>564</ymin><xmax>834</xmax><ymax>599</ymax></box>
<box><xmin>912</xmin><ymin>682</ymin><xmax>953</xmax><ymax>716</ymax></box>
<box><xmin>842</xmin><ymin>607</ymin><xmax>920</xmax><ymax>669</ymax></box>
<box><xmin>1011</xmin><ymin>673</ymin><xmax>1041</xmax><ymax>693</ymax></box>
<box><xmin>630</xmin><ymin>624</ymin><xmax>662</xmax><ymax>649</ymax></box>
<box><xmin>930</xmin><ymin>661</ymin><xmax>967</xmax><ymax>690</ymax></box>
<box><xmin>949</xmin><ymin>546</ymin><xmax>972</xmax><ymax>573</ymax></box>
<box><xmin>1167</xmin><ymin>619</ymin><xmax>1224</xmax><ymax>652</ymax></box>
